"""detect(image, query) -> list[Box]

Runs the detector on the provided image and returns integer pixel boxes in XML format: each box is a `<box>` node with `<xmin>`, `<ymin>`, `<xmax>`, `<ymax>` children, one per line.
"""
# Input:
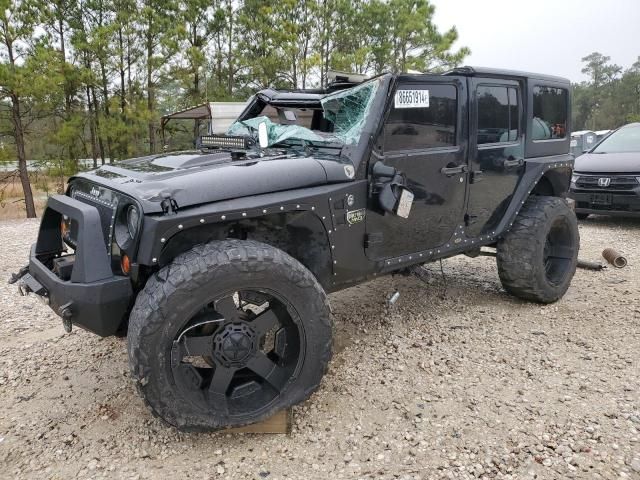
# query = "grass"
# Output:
<box><xmin>0</xmin><ymin>173</ymin><xmax>67</xmax><ymax>220</ymax></box>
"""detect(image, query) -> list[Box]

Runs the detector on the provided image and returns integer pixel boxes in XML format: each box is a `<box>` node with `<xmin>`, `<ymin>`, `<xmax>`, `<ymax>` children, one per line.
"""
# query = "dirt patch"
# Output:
<box><xmin>0</xmin><ymin>216</ymin><xmax>639</xmax><ymax>479</ymax></box>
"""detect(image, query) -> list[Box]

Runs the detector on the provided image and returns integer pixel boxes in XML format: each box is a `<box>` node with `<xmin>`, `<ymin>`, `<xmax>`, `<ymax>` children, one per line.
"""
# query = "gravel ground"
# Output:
<box><xmin>0</xmin><ymin>216</ymin><xmax>639</xmax><ymax>480</ymax></box>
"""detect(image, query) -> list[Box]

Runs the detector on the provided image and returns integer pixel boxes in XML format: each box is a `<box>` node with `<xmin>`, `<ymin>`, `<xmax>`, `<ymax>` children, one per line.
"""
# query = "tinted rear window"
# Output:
<box><xmin>533</xmin><ymin>86</ymin><xmax>568</xmax><ymax>140</ymax></box>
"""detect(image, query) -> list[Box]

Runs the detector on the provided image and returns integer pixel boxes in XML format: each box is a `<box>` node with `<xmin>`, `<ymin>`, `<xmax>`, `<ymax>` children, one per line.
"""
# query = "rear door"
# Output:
<box><xmin>365</xmin><ymin>76</ymin><xmax>469</xmax><ymax>260</ymax></box>
<box><xmin>466</xmin><ymin>78</ymin><xmax>525</xmax><ymax>236</ymax></box>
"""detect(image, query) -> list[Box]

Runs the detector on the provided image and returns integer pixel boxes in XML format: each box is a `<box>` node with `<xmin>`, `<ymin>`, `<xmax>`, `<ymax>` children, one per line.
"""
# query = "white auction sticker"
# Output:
<box><xmin>394</xmin><ymin>89</ymin><xmax>429</xmax><ymax>109</ymax></box>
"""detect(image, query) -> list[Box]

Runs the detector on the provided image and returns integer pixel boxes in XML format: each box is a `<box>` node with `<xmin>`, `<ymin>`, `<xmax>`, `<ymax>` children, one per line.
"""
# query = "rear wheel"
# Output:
<box><xmin>576</xmin><ymin>212</ymin><xmax>590</xmax><ymax>220</ymax></box>
<box><xmin>497</xmin><ymin>196</ymin><xmax>579</xmax><ymax>303</ymax></box>
<box><xmin>128</xmin><ymin>240</ymin><xmax>332</xmax><ymax>431</ymax></box>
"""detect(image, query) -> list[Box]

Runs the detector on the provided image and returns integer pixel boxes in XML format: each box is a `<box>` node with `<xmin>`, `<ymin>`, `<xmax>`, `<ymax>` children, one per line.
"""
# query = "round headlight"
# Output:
<box><xmin>126</xmin><ymin>205</ymin><xmax>140</xmax><ymax>239</ymax></box>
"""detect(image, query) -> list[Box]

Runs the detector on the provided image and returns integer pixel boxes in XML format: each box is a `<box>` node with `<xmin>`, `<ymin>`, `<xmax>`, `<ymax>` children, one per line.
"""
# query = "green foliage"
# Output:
<box><xmin>573</xmin><ymin>53</ymin><xmax>640</xmax><ymax>131</ymax></box>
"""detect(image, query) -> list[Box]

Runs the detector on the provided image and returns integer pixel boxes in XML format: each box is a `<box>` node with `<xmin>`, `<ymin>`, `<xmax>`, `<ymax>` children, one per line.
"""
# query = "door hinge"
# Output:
<box><xmin>364</xmin><ymin>232</ymin><xmax>383</xmax><ymax>248</ymax></box>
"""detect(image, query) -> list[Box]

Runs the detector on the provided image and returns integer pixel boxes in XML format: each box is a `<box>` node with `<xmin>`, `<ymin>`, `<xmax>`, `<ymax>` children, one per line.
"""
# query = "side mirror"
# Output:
<box><xmin>372</xmin><ymin>161</ymin><xmax>414</xmax><ymax>218</ymax></box>
<box><xmin>379</xmin><ymin>183</ymin><xmax>414</xmax><ymax>218</ymax></box>
<box><xmin>258</xmin><ymin>121</ymin><xmax>269</xmax><ymax>149</ymax></box>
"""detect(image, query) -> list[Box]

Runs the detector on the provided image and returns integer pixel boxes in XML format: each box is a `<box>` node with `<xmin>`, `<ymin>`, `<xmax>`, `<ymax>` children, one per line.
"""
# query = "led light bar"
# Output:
<box><xmin>199</xmin><ymin>134</ymin><xmax>251</xmax><ymax>149</ymax></box>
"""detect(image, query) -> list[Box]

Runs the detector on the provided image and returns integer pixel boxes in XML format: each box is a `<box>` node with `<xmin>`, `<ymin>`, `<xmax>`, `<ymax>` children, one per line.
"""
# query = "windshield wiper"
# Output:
<box><xmin>277</xmin><ymin>139</ymin><xmax>343</xmax><ymax>149</ymax></box>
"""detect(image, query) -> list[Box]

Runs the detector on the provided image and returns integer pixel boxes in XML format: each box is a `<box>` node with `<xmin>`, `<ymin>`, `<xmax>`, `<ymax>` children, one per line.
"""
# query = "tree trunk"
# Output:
<box><xmin>118</xmin><ymin>26</ymin><xmax>126</xmax><ymax>114</ymax></box>
<box><xmin>215</xmin><ymin>32</ymin><xmax>223</xmax><ymax>88</ymax></box>
<box><xmin>146</xmin><ymin>17</ymin><xmax>156</xmax><ymax>154</ymax></box>
<box><xmin>5</xmin><ymin>35</ymin><xmax>36</xmax><ymax>217</ymax></box>
<box><xmin>11</xmin><ymin>93</ymin><xmax>36</xmax><ymax>218</ymax></box>
<box><xmin>226</xmin><ymin>1</ymin><xmax>234</xmax><ymax>97</ymax></box>
<box><xmin>147</xmin><ymin>76</ymin><xmax>155</xmax><ymax>154</ymax></box>
<box><xmin>86</xmin><ymin>85</ymin><xmax>99</xmax><ymax>169</ymax></box>
<box><xmin>91</xmin><ymin>87</ymin><xmax>106</xmax><ymax>165</ymax></box>
<box><xmin>192</xmin><ymin>24</ymin><xmax>200</xmax><ymax>100</ymax></box>
<box><xmin>127</xmin><ymin>32</ymin><xmax>133</xmax><ymax>107</ymax></box>
<box><xmin>301</xmin><ymin>34</ymin><xmax>309</xmax><ymax>89</ymax></box>
<box><xmin>99</xmin><ymin>59</ymin><xmax>114</xmax><ymax>162</ymax></box>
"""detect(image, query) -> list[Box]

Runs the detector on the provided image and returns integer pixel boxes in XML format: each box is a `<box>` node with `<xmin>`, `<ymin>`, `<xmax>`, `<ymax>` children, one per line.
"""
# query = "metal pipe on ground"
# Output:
<box><xmin>577</xmin><ymin>259</ymin><xmax>605</xmax><ymax>271</ymax></box>
<box><xmin>602</xmin><ymin>248</ymin><xmax>627</xmax><ymax>268</ymax></box>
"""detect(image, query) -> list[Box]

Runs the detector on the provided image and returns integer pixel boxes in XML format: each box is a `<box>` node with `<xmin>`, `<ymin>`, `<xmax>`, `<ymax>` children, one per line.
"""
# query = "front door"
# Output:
<box><xmin>466</xmin><ymin>78</ymin><xmax>525</xmax><ymax>236</ymax></box>
<box><xmin>365</xmin><ymin>76</ymin><xmax>468</xmax><ymax>260</ymax></box>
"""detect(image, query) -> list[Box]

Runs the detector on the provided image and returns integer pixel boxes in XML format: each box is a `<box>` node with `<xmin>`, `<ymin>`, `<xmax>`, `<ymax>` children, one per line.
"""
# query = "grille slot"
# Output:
<box><xmin>575</xmin><ymin>175</ymin><xmax>639</xmax><ymax>191</ymax></box>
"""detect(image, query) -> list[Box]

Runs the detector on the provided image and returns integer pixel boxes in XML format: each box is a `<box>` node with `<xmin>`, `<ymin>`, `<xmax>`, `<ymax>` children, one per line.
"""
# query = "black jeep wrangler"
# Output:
<box><xmin>14</xmin><ymin>67</ymin><xmax>579</xmax><ymax>431</ymax></box>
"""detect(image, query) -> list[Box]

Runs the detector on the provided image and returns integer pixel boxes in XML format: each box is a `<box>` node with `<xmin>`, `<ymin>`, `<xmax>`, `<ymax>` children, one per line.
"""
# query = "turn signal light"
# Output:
<box><xmin>121</xmin><ymin>254</ymin><xmax>131</xmax><ymax>275</ymax></box>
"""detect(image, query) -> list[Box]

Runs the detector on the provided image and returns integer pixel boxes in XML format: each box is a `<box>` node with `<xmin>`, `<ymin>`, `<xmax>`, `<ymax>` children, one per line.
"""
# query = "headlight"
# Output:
<box><xmin>126</xmin><ymin>205</ymin><xmax>140</xmax><ymax>239</ymax></box>
<box><xmin>571</xmin><ymin>174</ymin><xmax>579</xmax><ymax>184</ymax></box>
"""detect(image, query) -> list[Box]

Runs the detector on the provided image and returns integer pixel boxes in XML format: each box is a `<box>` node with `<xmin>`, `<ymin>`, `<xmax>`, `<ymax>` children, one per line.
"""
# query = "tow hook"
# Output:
<box><xmin>8</xmin><ymin>265</ymin><xmax>29</xmax><ymax>285</ymax></box>
<box><xmin>59</xmin><ymin>303</ymin><xmax>73</xmax><ymax>333</ymax></box>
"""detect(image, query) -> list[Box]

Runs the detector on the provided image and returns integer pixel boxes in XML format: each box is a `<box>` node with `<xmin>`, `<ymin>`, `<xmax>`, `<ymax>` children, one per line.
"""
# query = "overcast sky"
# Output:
<box><xmin>431</xmin><ymin>0</ymin><xmax>640</xmax><ymax>82</ymax></box>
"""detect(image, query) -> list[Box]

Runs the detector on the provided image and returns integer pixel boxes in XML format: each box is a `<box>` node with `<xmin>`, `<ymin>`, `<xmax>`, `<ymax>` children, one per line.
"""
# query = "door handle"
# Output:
<box><xmin>503</xmin><ymin>157</ymin><xmax>524</xmax><ymax>168</ymax></box>
<box><xmin>440</xmin><ymin>164</ymin><xmax>468</xmax><ymax>177</ymax></box>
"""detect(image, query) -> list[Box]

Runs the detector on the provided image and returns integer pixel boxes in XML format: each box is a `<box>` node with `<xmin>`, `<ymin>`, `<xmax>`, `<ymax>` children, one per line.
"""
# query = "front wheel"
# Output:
<box><xmin>497</xmin><ymin>196</ymin><xmax>579</xmax><ymax>303</ymax></box>
<box><xmin>127</xmin><ymin>240</ymin><xmax>332</xmax><ymax>432</ymax></box>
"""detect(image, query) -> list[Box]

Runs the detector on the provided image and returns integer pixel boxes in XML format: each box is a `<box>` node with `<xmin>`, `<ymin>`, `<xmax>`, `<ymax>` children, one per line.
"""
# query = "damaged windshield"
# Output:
<box><xmin>226</xmin><ymin>78</ymin><xmax>380</xmax><ymax>150</ymax></box>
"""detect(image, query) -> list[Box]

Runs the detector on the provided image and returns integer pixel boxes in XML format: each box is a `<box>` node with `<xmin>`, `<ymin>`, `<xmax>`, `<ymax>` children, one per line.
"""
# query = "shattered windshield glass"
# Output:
<box><xmin>228</xmin><ymin>116</ymin><xmax>327</xmax><ymax>145</ymax></box>
<box><xmin>226</xmin><ymin>78</ymin><xmax>380</xmax><ymax>149</ymax></box>
<box><xmin>320</xmin><ymin>80</ymin><xmax>379</xmax><ymax>144</ymax></box>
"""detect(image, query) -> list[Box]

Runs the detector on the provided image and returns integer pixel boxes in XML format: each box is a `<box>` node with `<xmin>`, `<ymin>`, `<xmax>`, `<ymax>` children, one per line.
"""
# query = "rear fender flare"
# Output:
<box><xmin>496</xmin><ymin>155</ymin><xmax>574</xmax><ymax>236</ymax></box>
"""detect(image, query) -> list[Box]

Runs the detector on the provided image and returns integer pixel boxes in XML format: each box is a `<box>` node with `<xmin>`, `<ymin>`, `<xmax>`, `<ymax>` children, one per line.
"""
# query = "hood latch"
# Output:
<box><xmin>160</xmin><ymin>194</ymin><xmax>179</xmax><ymax>215</ymax></box>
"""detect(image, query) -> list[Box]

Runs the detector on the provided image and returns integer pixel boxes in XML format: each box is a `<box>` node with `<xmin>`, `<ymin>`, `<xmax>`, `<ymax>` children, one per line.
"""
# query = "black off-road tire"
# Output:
<box><xmin>127</xmin><ymin>239</ymin><xmax>332</xmax><ymax>432</ymax></box>
<box><xmin>497</xmin><ymin>196</ymin><xmax>579</xmax><ymax>304</ymax></box>
<box><xmin>576</xmin><ymin>212</ymin><xmax>590</xmax><ymax>220</ymax></box>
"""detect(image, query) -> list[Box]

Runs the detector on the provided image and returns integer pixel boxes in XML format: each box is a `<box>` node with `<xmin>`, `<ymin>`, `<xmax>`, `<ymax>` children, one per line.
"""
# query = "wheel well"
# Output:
<box><xmin>531</xmin><ymin>170</ymin><xmax>570</xmax><ymax>198</ymax></box>
<box><xmin>158</xmin><ymin>211</ymin><xmax>333</xmax><ymax>289</ymax></box>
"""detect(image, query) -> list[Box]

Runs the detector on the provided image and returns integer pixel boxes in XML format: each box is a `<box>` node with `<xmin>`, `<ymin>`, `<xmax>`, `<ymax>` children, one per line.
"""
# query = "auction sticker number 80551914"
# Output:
<box><xmin>394</xmin><ymin>89</ymin><xmax>429</xmax><ymax>109</ymax></box>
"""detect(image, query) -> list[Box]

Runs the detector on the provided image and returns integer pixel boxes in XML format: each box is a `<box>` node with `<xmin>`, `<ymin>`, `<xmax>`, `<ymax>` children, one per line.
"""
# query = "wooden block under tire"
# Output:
<box><xmin>225</xmin><ymin>408</ymin><xmax>292</xmax><ymax>434</ymax></box>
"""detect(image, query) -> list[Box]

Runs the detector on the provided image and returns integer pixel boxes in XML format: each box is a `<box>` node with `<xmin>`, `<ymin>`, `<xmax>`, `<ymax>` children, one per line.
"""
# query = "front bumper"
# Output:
<box><xmin>16</xmin><ymin>195</ymin><xmax>133</xmax><ymax>336</ymax></box>
<box><xmin>570</xmin><ymin>184</ymin><xmax>640</xmax><ymax>217</ymax></box>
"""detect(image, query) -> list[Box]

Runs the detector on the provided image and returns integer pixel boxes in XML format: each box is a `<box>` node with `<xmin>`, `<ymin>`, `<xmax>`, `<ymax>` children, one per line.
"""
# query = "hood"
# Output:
<box><xmin>575</xmin><ymin>151</ymin><xmax>640</xmax><ymax>174</ymax></box>
<box><xmin>74</xmin><ymin>150</ymin><xmax>355</xmax><ymax>213</ymax></box>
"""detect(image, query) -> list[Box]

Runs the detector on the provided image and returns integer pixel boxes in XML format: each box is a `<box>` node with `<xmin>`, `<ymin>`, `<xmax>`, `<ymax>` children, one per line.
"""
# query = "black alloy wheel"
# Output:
<box><xmin>128</xmin><ymin>240</ymin><xmax>332</xmax><ymax>431</ymax></box>
<box><xmin>171</xmin><ymin>290</ymin><xmax>303</xmax><ymax>417</ymax></box>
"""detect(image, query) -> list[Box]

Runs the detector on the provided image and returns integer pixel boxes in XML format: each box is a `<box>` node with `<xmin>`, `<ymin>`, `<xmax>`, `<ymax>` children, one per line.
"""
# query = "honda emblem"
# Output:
<box><xmin>597</xmin><ymin>177</ymin><xmax>611</xmax><ymax>187</ymax></box>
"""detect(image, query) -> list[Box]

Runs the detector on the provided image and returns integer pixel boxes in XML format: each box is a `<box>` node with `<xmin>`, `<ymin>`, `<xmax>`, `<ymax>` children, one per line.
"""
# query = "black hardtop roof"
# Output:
<box><xmin>442</xmin><ymin>66</ymin><xmax>570</xmax><ymax>84</ymax></box>
<box><xmin>259</xmin><ymin>67</ymin><xmax>570</xmax><ymax>104</ymax></box>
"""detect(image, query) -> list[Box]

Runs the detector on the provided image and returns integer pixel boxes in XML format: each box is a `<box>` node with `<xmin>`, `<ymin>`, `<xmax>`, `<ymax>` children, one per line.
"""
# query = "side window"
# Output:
<box><xmin>477</xmin><ymin>85</ymin><xmax>519</xmax><ymax>145</ymax></box>
<box><xmin>532</xmin><ymin>86</ymin><xmax>568</xmax><ymax>140</ymax></box>
<box><xmin>384</xmin><ymin>84</ymin><xmax>457</xmax><ymax>151</ymax></box>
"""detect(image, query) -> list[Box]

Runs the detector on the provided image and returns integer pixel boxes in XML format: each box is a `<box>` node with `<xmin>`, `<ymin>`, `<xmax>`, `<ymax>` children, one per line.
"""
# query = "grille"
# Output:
<box><xmin>575</xmin><ymin>175</ymin><xmax>639</xmax><ymax>191</ymax></box>
<box><xmin>71</xmin><ymin>190</ymin><xmax>117</xmax><ymax>253</ymax></box>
